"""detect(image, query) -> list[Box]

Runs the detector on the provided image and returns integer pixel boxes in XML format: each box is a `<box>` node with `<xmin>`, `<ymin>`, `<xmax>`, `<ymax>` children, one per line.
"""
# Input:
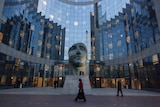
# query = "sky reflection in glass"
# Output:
<box><xmin>37</xmin><ymin>0</ymin><xmax>130</xmax><ymax>60</ymax></box>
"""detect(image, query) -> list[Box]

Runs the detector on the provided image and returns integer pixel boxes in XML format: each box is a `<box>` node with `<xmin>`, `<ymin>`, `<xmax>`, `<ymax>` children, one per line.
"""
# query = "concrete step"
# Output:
<box><xmin>63</xmin><ymin>75</ymin><xmax>91</xmax><ymax>95</ymax></box>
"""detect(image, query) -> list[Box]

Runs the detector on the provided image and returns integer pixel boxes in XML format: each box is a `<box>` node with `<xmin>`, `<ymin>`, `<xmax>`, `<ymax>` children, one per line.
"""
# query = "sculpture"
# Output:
<box><xmin>68</xmin><ymin>43</ymin><xmax>87</xmax><ymax>75</ymax></box>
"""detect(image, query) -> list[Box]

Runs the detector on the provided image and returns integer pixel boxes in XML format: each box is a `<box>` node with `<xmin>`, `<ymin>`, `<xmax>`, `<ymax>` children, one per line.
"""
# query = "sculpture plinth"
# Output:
<box><xmin>63</xmin><ymin>75</ymin><xmax>91</xmax><ymax>94</ymax></box>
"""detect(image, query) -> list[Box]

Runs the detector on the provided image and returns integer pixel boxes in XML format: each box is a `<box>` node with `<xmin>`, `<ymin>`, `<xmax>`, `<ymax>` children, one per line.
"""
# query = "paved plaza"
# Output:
<box><xmin>0</xmin><ymin>87</ymin><xmax>160</xmax><ymax>107</ymax></box>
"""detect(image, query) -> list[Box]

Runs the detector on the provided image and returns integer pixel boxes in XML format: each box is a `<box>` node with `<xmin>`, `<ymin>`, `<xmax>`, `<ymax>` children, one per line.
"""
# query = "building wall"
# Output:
<box><xmin>91</xmin><ymin>0</ymin><xmax>160</xmax><ymax>89</ymax></box>
<box><xmin>153</xmin><ymin>0</ymin><xmax>160</xmax><ymax>32</ymax></box>
<box><xmin>0</xmin><ymin>0</ymin><xmax>65</xmax><ymax>87</ymax></box>
<box><xmin>0</xmin><ymin>0</ymin><xmax>5</xmax><ymax>19</ymax></box>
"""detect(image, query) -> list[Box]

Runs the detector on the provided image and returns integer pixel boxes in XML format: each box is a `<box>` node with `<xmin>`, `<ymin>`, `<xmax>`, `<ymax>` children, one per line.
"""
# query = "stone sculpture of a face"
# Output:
<box><xmin>68</xmin><ymin>43</ymin><xmax>87</xmax><ymax>67</ymax></box>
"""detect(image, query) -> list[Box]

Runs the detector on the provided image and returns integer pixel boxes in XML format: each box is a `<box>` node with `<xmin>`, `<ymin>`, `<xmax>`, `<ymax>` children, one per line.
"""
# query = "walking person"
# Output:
<box><xmin>54</xmin><ymin>80</ymin><xmax>57</xmax><ymax>88</ymax></box>
<box><xmin>117</xmin><ymin>80</ymin><xmax>123</xmax><ymax>97</ymax></box>
<box><xmin>75</xmin><ymin>79</ymin><xmax>86</xmax><ymax>102</ymax></box>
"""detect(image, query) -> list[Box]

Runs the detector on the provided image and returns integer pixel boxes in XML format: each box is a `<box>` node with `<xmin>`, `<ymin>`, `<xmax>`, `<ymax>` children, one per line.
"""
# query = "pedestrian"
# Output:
<box><xmin>117</xmin><ymin>80</ymin><xmax>123</xmax><ymax>97</ymax></box>
<box><xmin>75</xmin><ymin>78</ymin><xmax>86</xmax><ymax>102</ymax></box>
<box><xmin>54</xmin><ymin>80</ymin><xmax>57</xmax><ymax>88</ymax></box>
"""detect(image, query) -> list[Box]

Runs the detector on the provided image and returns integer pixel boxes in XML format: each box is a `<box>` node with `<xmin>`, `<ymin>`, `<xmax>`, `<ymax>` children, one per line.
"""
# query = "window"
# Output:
<box><xmin>108</xmin><ymin>43</ymin><xmax>113</xmax><ymax>49</ymax></box>
<box><xmin>117</xmin><ymin>40</ymin><xmax>121</xmax><ymax>46</ymax></box>
<box><xmin>46</xmin><ymin>53</ymin><xmax>50</xmax><ymax>59</ymax></box>
<box><xmin>126</xmin><ymin>36</ymin><xmax>130</xmax><ymax>43</ymax></box>
<box><xmin>38</xmin><ymin>40</ymin><xmax>42</xmax><ymax>46</ymax></box>
<box><xmin>36</xmin><ymin>51</ymin><xmax>41</xmax><ymax>57</ymax></box>
<box><xmin>109</xmin><ymin>54</ymin><xmax>113</xmax><ymax>60</ymax></box>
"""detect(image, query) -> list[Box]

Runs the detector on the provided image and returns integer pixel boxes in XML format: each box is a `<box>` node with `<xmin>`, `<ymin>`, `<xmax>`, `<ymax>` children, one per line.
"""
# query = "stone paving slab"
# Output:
<box><xmin>0</xmin><ymin>94</ymin><xmax>160</xmax><ymax>107</ymax></box>
<box><xmin>0</xmin><ymin>87</ymin><xmax>160</xmax><ymax>96</ymax></box>
<box><xmin>0</xmin><ymin>88</ymin><xmax>160</xmax><ymax>107</ymax></box>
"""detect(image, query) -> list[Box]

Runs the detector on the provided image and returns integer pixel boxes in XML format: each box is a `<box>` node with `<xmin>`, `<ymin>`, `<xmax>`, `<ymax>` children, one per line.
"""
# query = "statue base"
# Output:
<box><xmin>63</xmin><ymin>75</ymin><xmax>91</xmax><ymax>95</ymax></box>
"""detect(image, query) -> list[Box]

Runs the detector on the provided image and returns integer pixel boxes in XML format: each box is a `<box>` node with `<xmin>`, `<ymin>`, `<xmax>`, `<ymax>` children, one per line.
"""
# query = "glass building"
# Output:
<box><xmin>0</xmin><ymin>0</ymin><xmax>160</xmax><ymax>90</ymax></box>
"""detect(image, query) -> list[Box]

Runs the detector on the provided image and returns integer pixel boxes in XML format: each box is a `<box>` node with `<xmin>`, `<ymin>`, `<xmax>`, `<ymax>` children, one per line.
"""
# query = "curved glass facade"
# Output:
<box><xmin>91</xmin><ymin>0</ymin><xmax>160</xmax><ymax>89</ymax></box>
<box><xmin>37</xmin><ymin>0</ymin><xmax>129</xmax><ymax>59</ymax></box>
<box><xmin>0</xmin><ymin>0</ymin><xmax>160</xmax><ymax>90</ymax></box>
